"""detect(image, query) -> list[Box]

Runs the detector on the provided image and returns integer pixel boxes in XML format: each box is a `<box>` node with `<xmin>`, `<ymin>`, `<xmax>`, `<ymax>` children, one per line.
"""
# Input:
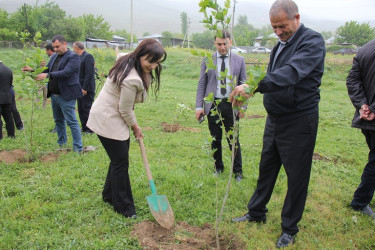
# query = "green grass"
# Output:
<box><xmin>0</xmin><ymin>48</ymin><xmax>374</xmax><ymax>249</ymax></box>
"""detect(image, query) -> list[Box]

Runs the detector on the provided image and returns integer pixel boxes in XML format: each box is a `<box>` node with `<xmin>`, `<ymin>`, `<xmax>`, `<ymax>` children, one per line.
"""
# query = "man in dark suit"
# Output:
<box><xmin>346</xmin><ymin>39</ymin><xmax>375</xmax><ymax>220</ymax></box>
<box><xmin>230</xmin><ymin>0</ymin><xmax>325</xmax><ymax>247</ymax></box>
<box><xmin>0</xmin><ymin>61</ymin><xmax>15</xmax><ymax>140</ymax></box>
<box><xmin>36</xmin><ymin>35</ymin><xmax>83</xmax><ymax>152</ymax></box>
<box><xmin>195</xmin><ymin>30</ymin><xmax>247</xmax><ymax>182</ymax></box>
<box><xmin>73</xmin><ymin>41</ymin><xmax>96</xmax><ymax>134</ymax></box>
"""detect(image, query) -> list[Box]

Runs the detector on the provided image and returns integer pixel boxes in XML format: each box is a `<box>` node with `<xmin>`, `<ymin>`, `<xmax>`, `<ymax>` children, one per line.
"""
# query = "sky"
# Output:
<box><xmin>1</xmin><ymin>0</ymin><xmax>374</xmax><ymax>37</ymax></box>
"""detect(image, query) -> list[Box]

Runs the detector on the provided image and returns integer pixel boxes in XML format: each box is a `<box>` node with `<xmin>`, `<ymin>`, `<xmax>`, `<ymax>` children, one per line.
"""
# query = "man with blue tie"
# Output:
<box><xmin>195</xmin><ymin>30</ymin><xmax>247</xmax><ymax>182</ymax></box>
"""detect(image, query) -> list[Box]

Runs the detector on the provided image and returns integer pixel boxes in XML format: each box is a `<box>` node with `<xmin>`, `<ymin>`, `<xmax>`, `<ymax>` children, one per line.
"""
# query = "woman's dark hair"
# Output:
<box><xmin>108</xmin><ymin>39</ymin><xmax>167</xmax><ymax>96</ymax></box>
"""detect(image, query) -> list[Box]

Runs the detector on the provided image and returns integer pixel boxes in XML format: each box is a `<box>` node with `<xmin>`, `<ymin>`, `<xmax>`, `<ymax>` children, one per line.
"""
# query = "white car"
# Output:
<box><xmin>252</xmin><ymin>47</ymin><xmax>272</xmax><ymax>54</ymax></box>
<box><xmin>231</xmin><ymin>46</ymin><xmax>247</xmax><ymax>54</ymax></box>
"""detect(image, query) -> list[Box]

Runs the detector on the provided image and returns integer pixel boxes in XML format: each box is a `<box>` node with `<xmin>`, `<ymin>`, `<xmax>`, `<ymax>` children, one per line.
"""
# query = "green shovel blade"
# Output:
<box><xmin>146</xmin><ymin>194</ymin><xmax>170</xmax><ymax>213</ymax></box>
<box><xmin>147</xmin><ymin>180</ymin><xmax>169</xmax><ymax>213</ymax></box>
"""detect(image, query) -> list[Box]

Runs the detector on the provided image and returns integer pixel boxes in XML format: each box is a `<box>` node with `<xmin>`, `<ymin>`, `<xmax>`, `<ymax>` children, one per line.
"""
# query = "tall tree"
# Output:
<box><xmin>336</xmin><ymin>21</ymin><xmax>375</xmax><ymax>47</ymax></box>
<box><xmin>237</xmin><ymin>15</ymin><xmax>248</xmax><ymax>26</ymax></box>
<box><xmin>180</xmin><ymin>12</ymin><xmax>188</xmax><ymax>37</ymax></box>
<box><xmin>233</xmin><ymin>15</ymin><xmax>258</xmax><ymax>46</ymax></box>
<box><xmin>78</xmin><ymin>14</ymin><xmax>113</xmax><ymax>40</ymax></box>
<box><xmin>8</xmin><ymin>1</ymin><xmax>66</xmax><ymax>41</ymax></box>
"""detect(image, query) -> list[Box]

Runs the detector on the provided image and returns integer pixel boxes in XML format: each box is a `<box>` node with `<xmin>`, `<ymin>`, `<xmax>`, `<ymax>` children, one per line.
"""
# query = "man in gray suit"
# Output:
<box><xmin>195</xmin><ymin>30</ymin><xmax>247</xmax><ymax>182</ymax></box>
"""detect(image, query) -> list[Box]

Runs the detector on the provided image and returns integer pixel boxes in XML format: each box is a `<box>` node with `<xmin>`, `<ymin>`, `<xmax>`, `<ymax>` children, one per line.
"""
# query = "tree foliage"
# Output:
<box><xmin>336</xmin><ymin>21</ymin><xmax>375</xmax><ymax>47</ymax></box>
<box><xmin>180</xmin><ymin>12</ymin><xmax>188</xmax><ymax>37</ymax></box>
<box><xmin>0</xmin><ymin>1</ymin><xmax>114</xmax><ymax>41</ymax></box>
<box><xmin>233</xmin><ymin>15</ymin><xmax>258</xmax><ymax>46</ymax></box>
<box><xmin>161</xmin><ymin>31</ymin><xmax>172</xmax><ymax>47</ymax></box>
<box><xmin>78</xmin><ymin>14</ymin><xmax>113</xmax><ymax>40</ymax></box>
<box><xmin>192</xmin><ymin>30</ymin><xmax>214</xmax><ymax>49</ymax></box>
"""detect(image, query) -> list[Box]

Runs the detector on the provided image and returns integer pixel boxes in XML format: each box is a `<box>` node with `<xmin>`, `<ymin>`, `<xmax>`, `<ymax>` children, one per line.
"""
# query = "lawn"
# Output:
<box><xmin>0</xmin><ymin>48</ymin><xmax>374</xmax><ymax>249</ymax></box>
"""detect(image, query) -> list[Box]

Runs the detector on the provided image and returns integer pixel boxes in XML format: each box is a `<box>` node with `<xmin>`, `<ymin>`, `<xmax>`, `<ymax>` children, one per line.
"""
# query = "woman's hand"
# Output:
<box><xmin>132</xmin><ymin>125</ymin><xmax>144</xmax><ymax>140</ymax></box>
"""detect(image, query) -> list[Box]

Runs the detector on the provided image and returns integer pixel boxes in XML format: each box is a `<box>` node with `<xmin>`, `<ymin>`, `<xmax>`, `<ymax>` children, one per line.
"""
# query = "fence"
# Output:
<box><xmin>0</xmin><ymin>41</ymin><xmax>23</xmax><ymax>49</ymax></box>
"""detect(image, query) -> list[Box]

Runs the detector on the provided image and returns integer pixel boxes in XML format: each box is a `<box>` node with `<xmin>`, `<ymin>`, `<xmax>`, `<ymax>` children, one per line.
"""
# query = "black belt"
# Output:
<box><xmin>214</xmin><ymin>97</ymin><xmax>230</xmax><ymax>103</ymax></box>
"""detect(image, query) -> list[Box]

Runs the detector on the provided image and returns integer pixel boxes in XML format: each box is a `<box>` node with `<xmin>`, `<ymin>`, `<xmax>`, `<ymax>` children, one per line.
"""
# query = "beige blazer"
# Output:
<box><xmin>87</xmin><ymin>68</ymin><xmax>148</xmax><ymax>141</ymax></box>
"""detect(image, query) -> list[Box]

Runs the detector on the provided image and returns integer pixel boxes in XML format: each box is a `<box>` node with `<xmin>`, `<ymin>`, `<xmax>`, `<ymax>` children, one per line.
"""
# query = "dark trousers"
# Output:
<box><xmin>10</xmin><ymin>87</ymin><xmax>23</xmax><ymax>129</ymax></box>
<box><xmin>0</xmin><ymin>103</ymin><xmax>15</xmax><ymax>138</ymax></box>
<box><xmin>207</xmin><ymin>100</ymin><xmax>242</xmax><ymax>174</ymax></box>
<box><xmin>78</xmin><ymin>93</ymin><xmax>94</xmax><ymax>132</ymax></box>
<box><xmin>98</xmin><ymin>135</ymin><xmax>136</xmax><ymax>217</ymax></box>
<box><xmin>351</xmin><ymin>129</ymin><xmax>375</xmax><ymax>210</ymax></box>
<box><xmin>247</xmin><ymin>112</ymin><xmax>318</xmax><ymax>235</ymax></box>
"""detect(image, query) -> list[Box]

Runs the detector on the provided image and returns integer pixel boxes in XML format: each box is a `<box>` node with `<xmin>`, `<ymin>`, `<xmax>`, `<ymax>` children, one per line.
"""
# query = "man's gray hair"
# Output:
<box><xmin>269</xmin><ymin>0</ymin><xmax>299</xmax><ymax>20</ymax></box>
<box><xmin>73</xmin><ymin>41</ymin><xmax>85</xmax><ymax>50</ymax></box>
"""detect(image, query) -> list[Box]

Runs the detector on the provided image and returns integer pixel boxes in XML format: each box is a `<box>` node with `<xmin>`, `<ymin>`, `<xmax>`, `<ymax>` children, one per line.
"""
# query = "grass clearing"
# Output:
<box><xmin>0</xmin><ymin>48</ymin><xmax>374</xmax><ymax>249</ymax></box>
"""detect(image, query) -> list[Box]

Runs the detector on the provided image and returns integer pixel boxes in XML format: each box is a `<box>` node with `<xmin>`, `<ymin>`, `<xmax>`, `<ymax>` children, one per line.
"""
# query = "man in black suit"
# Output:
<box><xmin>0</xmin><ymin>61</ymin><xmax>15</xmax><ymax>140</ymax></box>
<box><xmin>73</xmin><ymin>41</ymin><xmax>96</xmax><ymax>134</ymax></box>
<box><xmin>230</xmin><ymin>0</ymin><xmax>325</xmax><ymax>247</ymax></box>
<box><xmin>346</xmin><ymin>39</ymin><xmax>375</xmax><ymax>220</ymax></box>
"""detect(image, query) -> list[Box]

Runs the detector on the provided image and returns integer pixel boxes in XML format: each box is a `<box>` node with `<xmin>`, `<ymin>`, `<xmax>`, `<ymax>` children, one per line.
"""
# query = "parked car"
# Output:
<box><xmin>252</xmin><ymin>47</ymin><xmax>272</xmax><ymax>54</ymax></box>
<box><xmin>231</xmin><ymin>46</ymin><xmax>247</xmax><ymax>54</ymax></box>
<box><xmin>331</xmin><ymin>48</ymin><xmax>358</xmax><ymax>55</ymax></box>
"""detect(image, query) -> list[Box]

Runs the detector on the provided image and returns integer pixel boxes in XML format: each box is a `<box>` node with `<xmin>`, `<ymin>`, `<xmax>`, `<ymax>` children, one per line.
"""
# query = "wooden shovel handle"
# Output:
<box><xmin>138</xmin><ymin>137</ymin><xmax>153</xmax><ymax>181</ymax></box>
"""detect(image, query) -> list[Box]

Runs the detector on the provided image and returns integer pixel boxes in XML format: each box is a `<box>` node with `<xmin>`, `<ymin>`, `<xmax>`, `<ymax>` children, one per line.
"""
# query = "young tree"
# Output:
<box><xmin>336</xmin><ymin>21</ymin><xmax>375</xmax><ymax>47</ymax></box>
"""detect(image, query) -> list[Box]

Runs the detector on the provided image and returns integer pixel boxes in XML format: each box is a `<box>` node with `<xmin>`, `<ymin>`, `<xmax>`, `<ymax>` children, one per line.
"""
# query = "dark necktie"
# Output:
<box><xmin>220</xmin><ymin>55</ymin><xmax>226</xmax><ymax>96</ymax></box>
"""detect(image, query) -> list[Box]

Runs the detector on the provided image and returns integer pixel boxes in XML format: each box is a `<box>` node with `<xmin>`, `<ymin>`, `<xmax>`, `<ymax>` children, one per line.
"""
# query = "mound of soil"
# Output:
<box><xmin>131</xmin><ymin>221</ymin><xmax>243</xmax><ymax>249</ymax></box>
<box><xmin>161</xmin><ymin>122</ymin><xmax>201</xmax><ymax>133</ymax></box>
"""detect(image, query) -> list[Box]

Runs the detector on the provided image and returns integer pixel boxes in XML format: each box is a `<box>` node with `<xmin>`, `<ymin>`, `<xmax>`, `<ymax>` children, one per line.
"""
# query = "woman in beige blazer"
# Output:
<box><xmin>87</xmin><ymin>39</ymin><xmax>167</xmax><ymax>218</ymax></box>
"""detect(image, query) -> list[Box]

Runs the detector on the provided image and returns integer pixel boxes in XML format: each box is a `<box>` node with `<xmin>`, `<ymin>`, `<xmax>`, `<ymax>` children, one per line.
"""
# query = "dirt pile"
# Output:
<box><xmin>131</xmin><ymin>220</ymin><xmax>243</xmax><ymax>249</ymax></box>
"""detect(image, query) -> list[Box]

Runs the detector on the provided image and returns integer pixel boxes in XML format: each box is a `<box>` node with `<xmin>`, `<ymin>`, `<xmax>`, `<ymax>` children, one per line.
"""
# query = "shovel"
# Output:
<box><xmin>138</xmin><ymin>137</ymin><xmax>174</xmax><ymax>229</ymax></box>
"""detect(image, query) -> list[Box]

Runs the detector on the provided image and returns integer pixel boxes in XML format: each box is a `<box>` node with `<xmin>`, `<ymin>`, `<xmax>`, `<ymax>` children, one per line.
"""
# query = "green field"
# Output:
<box><xmin>0</xmin><ymin>48</ymin><xmax>374</xmax><ymax>249</ymax></box>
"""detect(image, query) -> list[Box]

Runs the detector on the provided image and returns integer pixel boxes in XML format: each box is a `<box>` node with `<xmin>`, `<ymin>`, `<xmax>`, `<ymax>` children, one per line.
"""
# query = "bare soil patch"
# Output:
<box><xmin>0</xmin><ymin>149</ymin><xmax>27</xmax><ymax>164</ymax></box>
<box><xmin>131</xmin><ymin>220</ymin><xmax>243</xmax><ymax>249</ymax></box>
<box><xmin>246</xmin><ymin>114</ymin><xmax>264</xmax><ymax>119</ymax></box>
<box><xmin>161</xmin><ymin>122</ymin><xmax>201</xmax><ymax>133</ymax></box>
<box><xmin>313</xmin><ymin>152</ymin><xmax>336</xmax><ymax>162</ymax></box>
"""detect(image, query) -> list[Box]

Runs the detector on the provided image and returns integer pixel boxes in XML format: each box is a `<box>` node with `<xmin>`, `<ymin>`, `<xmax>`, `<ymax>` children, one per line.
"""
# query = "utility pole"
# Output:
<box><xmin>24</xmin><ymin>3</ymin><xmax>28</xmax><ymax>32</ymax></box>
<box><xmin>231</xmin><ymin>0</ymin><xmax>237</xmax><ymax>46</ymax></box>
<box><xmin>188</xmin><ymin>17</ymin><xmax>191</xmax><ymax>48</ymax></box>
<box><xmin>130</xmin><ymin>0</ymin><xmax>133</xmax><ymax>49</ymax></box>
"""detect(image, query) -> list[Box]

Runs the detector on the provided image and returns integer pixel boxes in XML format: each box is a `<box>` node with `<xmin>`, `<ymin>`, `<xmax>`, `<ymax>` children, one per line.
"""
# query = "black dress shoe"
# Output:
<box><xmin>234</xmin><ymin>173</ymin><xmax>243</xmax><ymax>182</ymax></box>
<box><xmin>232</xmin><ymin>213</ymin><xmax>266</xmax><ymax>223</ymax></box>
<box><xmin>276</xmin><ymin>233</ymin><xmax>295</xmax><ymax>248</ymax></box>
<box><xmin>360</xmin><ymin>205</ymin><xmax>375</xmax><ymax>219</ymax></box>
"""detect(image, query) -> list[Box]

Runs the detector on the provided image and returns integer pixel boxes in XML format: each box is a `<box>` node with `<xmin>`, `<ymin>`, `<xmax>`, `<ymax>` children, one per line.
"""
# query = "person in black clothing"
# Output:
<box><xmin>73</xmin><ymin>41</ymin><xmax>96</xmax><ymax>134</ymax></box>
<box><xmin>0</xmin><ymin>61</ymin><xmax>15</xmax><ymax>139</ymax></box>
<box><xmin>10</xmin><ymin>86</ymin><xmax>23</xmax><ymax>130</ymax></box>
<box><xmin>346</xmin><ymin>39</ymin><xmax>375</xmax><ymax>220</ymax></box>
<box><xmin>230</xmin><ymin>0</ymin><xmax>326</xmax><ymax>247</ymax></box>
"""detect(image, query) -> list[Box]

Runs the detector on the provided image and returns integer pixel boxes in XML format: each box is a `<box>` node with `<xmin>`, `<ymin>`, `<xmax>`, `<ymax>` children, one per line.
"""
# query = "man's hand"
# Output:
<box><xmin>195</xmin><ymin>110</ymin><xmax>205</xmax><ymax>121</ymax></box>
<box><xmin>238</xmin><ymin>111</ymin><xmax>246</xmax><ymax>118</ymax></box>
<box><xmin>22</xmin><ymin>65</ymin><xmax>34</xmax><ymax>72</ymax></box>
<box><xmin>230</xmin><ymin>84</ymin><xmax>251</xmax><ymax>107</ymax></box>
<box><xmin>35</xmin><ymin>73</ymin><xmax>48</xmax><ymax>81</ymax></box>
<box><xmin>82</xmin><ymin>89</ymin><xmax>87</xmax><ymax>96</ymax></box>
<box><xmin>360</xmin><ymin>104</ymin><xmax>375</xmax><ymax>121</ymax></box>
